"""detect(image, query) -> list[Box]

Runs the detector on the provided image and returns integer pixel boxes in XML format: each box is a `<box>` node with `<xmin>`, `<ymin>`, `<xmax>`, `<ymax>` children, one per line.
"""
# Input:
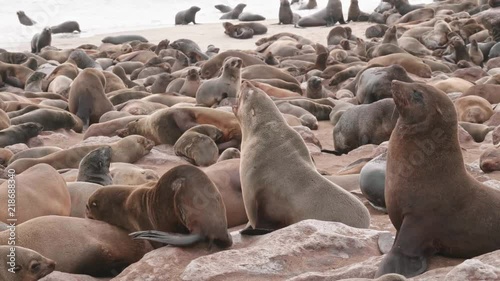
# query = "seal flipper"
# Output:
<box><xmin>129</xmin><ymin>230</ymin><xmax>204</xmax><ymax>246</ymax></box>
<box><xmin>321</xmin><ymin>149</ymin><xmax>343</xmax><ymax>155</ymax></box>
<box><xmin>376</xmin><ymin>249</ymin><xmax>427</xmax><ymax>278</ymax></box>
<box><xmin>240</xmin><ymin>225</ymin><xmax>274</xmax><ymax>235</ymax></box>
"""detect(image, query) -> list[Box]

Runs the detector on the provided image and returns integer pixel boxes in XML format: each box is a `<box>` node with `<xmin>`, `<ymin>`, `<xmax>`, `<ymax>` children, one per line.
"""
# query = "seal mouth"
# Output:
<box><xmin>391</xmin><ymin>80</ymin><xmax>411</xmax><ymax>109</ymax></box>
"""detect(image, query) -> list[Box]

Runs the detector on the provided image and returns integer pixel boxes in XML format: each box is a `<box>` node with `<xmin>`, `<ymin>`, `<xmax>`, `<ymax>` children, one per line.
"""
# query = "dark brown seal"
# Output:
<box><xmin>87</xmin><ymin>164</ymin><xmax>233</xmax><ymax>248</ymax></box>
<box><xmin>376</xmin><ymin>80</ymin><xmax>500</xmax><ymax>278</ymax></box>
<box><xmin>16</xmin><ymin>11</ymin><xmax>36</xmax><ymax>26</ymax></box>
<box><xmin>77</xmin><ymin>146</ymin><xmax>113</xmax><ymax>186</ymax></box>
<box><xmin>175</xmin><ymin>6</ymin><xmax>201</xmax><ymax>25</ymax></box>
<box><xmin>31</xmin><ymin>27</ymin><xmax>52</xmax><ymax>54</ymax></box>
<box><xmin>0</xmin><ymin>122</ymin><xmax>43</xmax><ymax>148</ymax></box>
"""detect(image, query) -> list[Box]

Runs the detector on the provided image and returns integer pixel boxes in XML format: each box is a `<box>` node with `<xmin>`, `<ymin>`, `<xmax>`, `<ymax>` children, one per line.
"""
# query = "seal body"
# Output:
<box><xmin>31</xmin><ymin>27</ymin><xmax>52</xmax><ymax>53</ymax></box>
<box><xmin>175</xmin><ymin>6</ymin><xmax>201</xmax><ymax>25</ymax></box>
<box><xmin>16</xmin><ymin>11</ymin><xmax>36</xmax><ymax>26</ymax></box>
<box><xmin>51</xmin><ymin>21</ymin><xmax>81</xmax><ymax>33</ymax></box>
<box><xmin>235</xmin><ymin>81</ymin><xmax>370</xmax><ymax>234</ymax></box>
<box><xmin>376</xmin><ymin>80</ymin><xmax>500</xmax><ymax>278</ymax></box>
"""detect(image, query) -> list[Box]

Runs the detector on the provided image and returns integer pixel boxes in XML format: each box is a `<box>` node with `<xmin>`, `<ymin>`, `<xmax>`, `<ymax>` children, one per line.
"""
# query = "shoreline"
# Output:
<box><xmin>5</xmin><ymin>20</ymin><xmax>372</xmax><ymax>53</ymax></box>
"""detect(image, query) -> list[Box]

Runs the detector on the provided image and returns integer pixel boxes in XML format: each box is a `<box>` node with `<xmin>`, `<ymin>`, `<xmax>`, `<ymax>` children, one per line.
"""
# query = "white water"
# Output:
<box><xmin>0</xmin><ymin>0</ymin><xmax>433</xmax><ymax>49</ymax></box>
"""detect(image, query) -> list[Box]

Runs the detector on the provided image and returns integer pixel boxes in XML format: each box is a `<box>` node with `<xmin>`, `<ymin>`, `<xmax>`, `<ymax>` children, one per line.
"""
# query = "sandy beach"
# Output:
<box><xmin>7</xmin><ymin>20</ymin><xmax>372</xmax><ymax>52</ymax></box>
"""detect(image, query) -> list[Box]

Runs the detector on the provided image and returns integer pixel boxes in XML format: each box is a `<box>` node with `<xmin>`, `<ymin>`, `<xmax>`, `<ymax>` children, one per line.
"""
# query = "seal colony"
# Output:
<box><xmin>1</xmin><ymin>0</ymin><xmax>500</xmax><ymax>279</ymax></box>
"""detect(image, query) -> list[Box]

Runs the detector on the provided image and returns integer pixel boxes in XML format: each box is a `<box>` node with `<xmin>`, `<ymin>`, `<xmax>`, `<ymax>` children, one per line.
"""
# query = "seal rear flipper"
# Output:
<box><xmin>321</xmin><ymin>149</ymin><xmax>343</xmax><ymax>155</ymax></box>
<box><xmin>129</xmin><ymin>230</ymin><xmax>204</xmax><ymax>246</ymax></box>
<box><xmin>375</xmin><ymin>249</ymin><xmax>427</xmax><ymax>278</ymax></box>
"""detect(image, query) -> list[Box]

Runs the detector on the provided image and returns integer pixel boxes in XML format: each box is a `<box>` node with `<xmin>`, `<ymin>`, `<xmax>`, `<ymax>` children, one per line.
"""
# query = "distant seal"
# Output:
<box><xmin>0</xmin><ymin>216</ymin><xmax>153</xmax><ymax>276</ymax></box>
<box><xmin>16</xmin><ymin>11</ymin><xmax>36</xmax><ymax>26</ymax></box>
<box><xmin>67</xmin><ymin>49</ymin><xmax>101</xmax><ymax>69</ymax></box>
<box><xmin>102</xmin><ymin>35</ymin><xmax>148</xmax><ymax>44</ymax></box>
<box><xmin>238</xmin><ymin>12</ymin><xmax>266</xmax><ymax>22</ymax></box>
<box><xmin>175</xmin><ymin>6</ymin><xmax>201</xmax><ymax>25</ymax></box>
<box><xmin>234</xmin><ymin>81</ymin><xmax>370</xmax><ymax>234</ymax></box>
<box><xmin>87</xmin><ymin>165</ymin><xmax>233</xmax><ymax>248</ymax></box>
<box><xmin>10</xmin><ymin>108</ymin><xmax>83</xmax><ymax>133</ymax></box>
<box><xmin>8</xmin><ymin>146</ymin><xmax>62</xmax><ymax>165</ymax></box>
<box><xmin>348</xmin><ymin>0</ymin><xmax>369</xmax><ymax>22</ymax></box>
<box><xmin>469</xmin><ymin>40</ymin><xmax>484</xmax><ymax>66</ymax></box>
<box><xmin>375</xmin><ymin>80</ymin><xmax>500</xmax><ymax>278</ymax></box>
<box><xmin>215</xmin><ymin>4</ymin><xmax>232</xmax><ymax>13</ymax></box>
<box><xmin>223</xmin><ymin>22</ymin><xmax>255</xmax><ymax>39</ymax></box>
<box><xmin>369</xmin><ymin>53</ymin><xmax>432</xmax><ymax>78</ymax></box>
<box><xmin>220</xmin><ymin>3</ymin><xmax>246</xmax><ymax>19</ymax></box>
<box><xmin>479</xmin><ymin>146</ymin><xmax>500</xmax><ymax>172</ymax></box>
<box><xmin>297</xmin><ymin>0</ymin><xmax>346</xmax><ymax>27</ymax></box>
<box><xmin>174</xmin><ymin>125</ymin><xmax>223</xmax><ymax>167</ymax></box>
<box><xmin>306</xmin><ymin>76</ymin><xmax>326</xmax><ymax>99</ymax></box>
<box><xmin>279</xmin><ymin>0</ymin><xmax>295</xmax><ymax>24</ymax></box>
<box><xmin>0</xmin><ymin>163</ymin><xmax>70</xmax><ymax>224</ymax></box>
<box><xmin>24</xmin><ymin>71</ymin><xmax>45</xmax><ymax>92</ymax></box>
<box><xmin>299</xmin><ymin>0</ymin><xmax>318</xmax><ymax>10</ymax></box>
<box><xmin>458</xmin><ymin>122</ymin><xmax>494</xmax><ymax>143</ymax></box>
<box><xmin>68</xmin><ymin>68</ymin><xmax>114</xmax><ymax>127</ymax></box>
<box><xmin>387</xmin><ymin>0</ymin><xmax>425</xmax><ymax>15</ymax></box>
<box><xmin>77</xmin><ymin>146</ymin><xmax>113</xmax><ymax>186</ymax></box>
<box><xmin>196</xmin><ymin>57</ymin><xmax>242</xmax><ymax>107</ymax></box>
<box><xmin>0</xmin><ymin>246</ymin><xmax>55</xmax><ymax>280</ymax></box>
<box><xmin>31</xmin><ymin>27</ymin><xmax>52</xmax><ymax>53</ymax></box>
<box><xmin>200</xmin><ymin>50</ymin><xmax>264</xmax><ymax>79</ymax></box>
<box><xmin>0</xmin><ymin>122</ymin><xmax>42</xmax><ymax>148</ymax></box>
<box><xmin>51</xmin><ymin>21</ymin><xmax>81</xmax><ymax>34</ymax></box>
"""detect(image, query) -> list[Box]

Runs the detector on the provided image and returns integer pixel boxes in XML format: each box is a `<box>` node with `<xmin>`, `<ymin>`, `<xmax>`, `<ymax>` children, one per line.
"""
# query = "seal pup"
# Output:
<box><xmin>175</xmin><ymin>6</ymin><xmax>201</xmax><ymax>25</ymax></box>
<box><xmin>375</xmin><ymin>81</ymin><xmax>500</xmax><ymax>278</ymax></box>
<box><xmin>16</xmin><ymin>11</ymin><xmax>36</xmax><ymax>26</ymax></box>
<box><xmin>234</xmin><ymin>81</ymin><xmax>370</xmax><ymax>234</ymax></box>
<box><xmin>0</xmin><ymin>246</ymin><xmax>55</xmax><ymax>280</ymax></box>
<box><xmin>0</xmin><ymin>122</ymin><xmax>42</xmax><ymax>148</ymax></box>
<box><xmin>87</xmin><ymin>165</ymin><xmax>233</xmax><ymax>249</ymax></box>
<box><xmin>174</xmin><ymin>125</ymin><xmax>223</xmax><ymax>167</ymax></box>
<box><xmin>31</xmin><ymin>27</ymin><xmax>52</xmax><ymax>54</ymax></box>
<box><xmin>196</xmin><ymin>57</ymin><xmax>242</xmax><ymax>107</ymax></box>
<box><xmin>77</xmin><ymin>146</ymin><xmax>113</xmax><ymax>186</ymax></box>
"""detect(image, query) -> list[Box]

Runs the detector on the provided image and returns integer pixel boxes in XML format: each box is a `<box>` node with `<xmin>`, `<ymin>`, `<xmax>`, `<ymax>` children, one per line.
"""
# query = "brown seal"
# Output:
<box><xmin>369</xmin><ymin>53</ymin><xmax>432</xmax><ymax>78</ymax></box>
<box><xmin>51</xmin><ymin>20</ymin><xmax>81</xmax><ymax>33</ymax></box>
<box><xmin>0</xmin><ymin>216</ymin><xmax>153</xmax><ymax>276</ymax></box>
<box><xmin>458</xmin><ymin>122</ymin><xmax>494</xmax><ymax>143</ymax></box>
<box><xmin>217</xmin><ymin>148</ymin><xmax>240</xmax><ymax>162</ymax></box>
<box><xmin>461</xmin><ymin>84</ymin><xmax>500</xmax><ymax>104</ymax></box>
<box><xmin>220</xmin><ymin>3</ymin><xmax>246</xmax><ymax>19</ymax></box>
<box><xmin>87</xmin><ymin>164</ymin><xmax>233</xmax><ymax>248</ymax></box>
<box><xmin>77</xmin><ymin>146</ymin><xmax>113</xmax><ymax>186</ymax></box>
<box><xmin>200</xmin><ymin>50</ymin><xmax>265</xmax><ymax>79</ymax></box>
<box><xmin>0</xmin><ymin>163</ymin><xmax>70</xmax><ymax>224</ymax></box>
<box><xmin>31</xmin><ymin>27</ymin><xmax>52</xmax><ymax>54</ymax></box>
<box><xmin>297</xmin><ymin>0</ymin><xmax>346</xmax><ymax>27</ymax></box>
<box><xmin>10</xmin><ymin>108</ymin><xmax>83</xmax><ymax>133</ymax></box>
<box><xmin>454</xmin><ymin>96</ymin><xmax>493</xmax><ymax>124</ymax></box>
<box><xmin>16</xmin><ymin>10</ymin><xmax>36</xmax><ymax>26</ymax></box>
<box><xmin>0</xmin><ymin>122</ymin><xmax>43</xmax><ymax>148</ymax></box>
<box><xmin>68</xmin><ymin>68</ymin><xmax>114</xmax><ymax>127</ymax></box>
<box><xmin>0</xmin><ymin>246</ymin><xmax>55</xmax><ymax>280</ymax></box>
<box><xmin>376</xmin><ymin>80</ymin><xmax>500</xmax><ymax>278</ymax></box>
<box><xmin>7</xmin><ymin>135</ymin><xmax>154</xmax><ymax>174</ymax></box>
<box><xmin>196</xmin><ymin>57</ymin><xmax>242</xmax><ymax>107</ymax></box>
<box><xmin>234</xmin><ymin>81</ymin><xmax>370</xmax><ymax>234</ymax></box>
<box><xmin>0</xmin><ymin>61</ymin><xmax>34</xmax><ymax>88</ymax></box>
<box><xmin>118</xmin><ymin>107</ymin><xmax>241</xmax><ymax>149</ymax></box>
<box><xmin>299</xmin><ymin>0</ymin><xmax>318</xmax><ymax>10</ymax></box>
<box><xmin>8</xmin><ymin>146</ymin><xmax>62</xmax><ymax>165</ymax></box>
<box><xmin>174</xmin><ymin>125</ymin><xmax>223</xmax><ymax>167</ymax></box>
<box><xmin>479</xmin><ymin>146</ymin><xmax>500</xmax><ymax>173</ymax></box>
<box><xmin>66</xmin><ymin>182</ymin><xmax>103</xmax><ymax>218</ymax></box>
<box><xmin>347</xmin><ymin>0</ymin><xmax>369</xmax><ymax>22</ymax></box>
<box><xmin>279</xmin><ymin>0</ymin><xmax>296</xmax><ymax>24</ymax></box>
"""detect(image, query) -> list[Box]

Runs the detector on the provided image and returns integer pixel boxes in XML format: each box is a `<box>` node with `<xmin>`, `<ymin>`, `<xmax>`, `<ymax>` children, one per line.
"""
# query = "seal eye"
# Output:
<box><xmin>91</xmin><ymin>201</ymin><xmax>98</xmax><ymax>208</ymax></box>
<box><xmin>30</xmin><ymin>262</ymin><xmax>40</xmax><ymax>271</ymax></box>
<box><xmin>411</xmin><ymin>91</ymin><xmax>424</xmax><ymax>103</ymax></box>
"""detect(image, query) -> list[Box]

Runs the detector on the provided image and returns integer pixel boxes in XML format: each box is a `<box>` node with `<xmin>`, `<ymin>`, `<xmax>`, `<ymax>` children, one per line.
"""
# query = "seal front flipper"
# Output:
<box><xmin>239</xmin><ymin>225</ymin><xmax>274</xmax><ymax>235</ymax></box>
<box><xmin>321</xmin><ymin>149</ymin><xmax>343</xmax><ymax>155</ymax></box>
<box><xmin>375</xmin><ymin>248</ymin><xmax>427</xmax><ymax>278</ymax></box>
<box><xmin>129</xmin><ymin>230</ymin><xmax>204</xmax><ymax>246</ymax></box>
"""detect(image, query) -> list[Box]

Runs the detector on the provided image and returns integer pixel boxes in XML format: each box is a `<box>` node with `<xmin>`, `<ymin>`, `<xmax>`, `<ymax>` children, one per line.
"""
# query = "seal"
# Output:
<box><xmin>7</xmin><ymin>135</ymin><xmax>154</xmax><ymax>174</ymax></box>
<box><xmin>238</xmin><ymin>12</ymin><xmax>266</xmax><ymax>22</ymax></box>
<box><xmin>102</xmin><ymin>35</ymin><xmax>148</xmax><ymax>44</ymax></box>
<box><xmin>200</xmin><ymin>50</ymin><xmax>265</xmax><ymax>79</ymax></box>
<box><xmin>8</xmin><ymin>146</ymin><xmax>62</xmax><ymax>165</ymax></box>
<box><xmin>10</xmin><ymin>108</ymin><xmax>83</xmax><ymax>133</ymax></box>
<box><xmin>297</xmin><ymin>0</ymin><xmax>346</xmax><ymax>27</ymax></box>
<box><xmin>479</xmin><ymin>146</ymin><xmax>500</xmax><ymax>173</ymax></box>
<box><xmin>68</xmin><ymin>68</ymin><xmax>114</xmax><ymax>127</ymax></box>
<box><xmin>368</xmin><ymin>53</ymin><xmax>432</xmax><ymax>78</ymax></box>
<box><xmin>459</xmin><ymin>122</ymin><xmax>494</xmax><ymax>143</ymax></box>
<box><xmin>51</xmin><ymin>21</ymin><xmax>81</xmax><ymax>34</ymax></box>
<box><xmin>348</xmin><ymin>0</ymin><xmax>370</xmax><ymax>22</ymax></box>
<box><xmin>0</xmin><ymin>122</ymin><xmax>42</xmax><ymax>148</ymax></box>
<box><xmin>223</xmin><ymin>22</ymin><xmax>255</xmax><ymax>39</ymax></box>
<box><xmin>241</xmin><ymin>64</ymin><xmax>299</xmax><ymax>85</ymax></box>
<box><xmin>0</xmin><ymin>163</ymin><xmax>70</xmax><ymax>224</ymax></box>
<box><xmin>31</xmin><ymin>27</ymin><xmax>52</xmax><ymax>54</ymax></box>
<box><xmin>215</xmin><ymin>4</ymin><xmax>232</xmax><ymax>13</ymax></box>
<box><xmin>234</xmin><ymin>81</ymin><xmax>370</xmax><ymax>234</ymax></box>
<box><xmin>0</xmin><ymin>216</ymin><xmax>153</xmax><ymax>276</ymax></box>
<box><xmin>279</xmin><ymin>0</ymin><xmax>295</xmax><ymax>24</ymax></box>
<box><xmin>360</xmin><ymin>153</ymin><xmax>387</xmax><ymax>212</ymax></box>
<box><xmin>179</xmin><ymin>69</ymin><xmax>201</xmax><ymax>97</ymax></box>
<box><xmin>299</xmin><ymin>0</ymin><xmax>318</xmax><ymax>10</ymax></box>
<box><xmin>16</xmin><ymin>10</ymin><xmax>36</xmax><ymax>26</ymax></box>
<box><xmin>454</xmin><ymin>96</ymin><xmax>493</xmax><ymax>124</ymax></box>
<box><xmin>118</xmin><ymin>107</ymin><xmax>241</xmax><ymax>148</ymax></box>
<box><xmin>174</xmin><ymin>125</ymin><xmax>223</xmax><ymax>167</ymax></box>
<box><xmin>220</xmin><ymin>3</ymin><xmax>246</xmax><ymax>19</ymax></box>
<box><xmin>375</xmin><ymin>80</ymin><xmax>500</xmax><ymax>278</ymax></box>
<box><xmin>77</xmin><ymin>146</ymin><xmax>113</xmax><ymax>186</ymax></box>
<box><xmin>87</xmin><ymin>164</ymin><xmax>233</xmax><ymax>249</ymax></box>
<box><xmin>332</xmin><ymin>99</ymin><xmax>398</xmax><ymax>154</ymax></box>
<box><xmin>66</xmin><ymin>182</ymin><xmax>103</xmax><ymax>217</ymax></box>
<box><xmin>217</xmin><ymin>147</ymin><xmax>240</xmax><ymax>162</ymax></box>
<box><xmin>24</xmin><ymin>71</ymin><xmax>46</xmax><ymax>92</ymax></box>
<box><xmin>0</xmin><ymin>246</ymin><xmax>55</xmax><ymax>280</ymax></box>
<box><xmin>109</xmin><ymin>163</ymin><xmax>158</xmax><ymax>186</ymax></box>
<box><xmin>196</xmin><ymin>57</ymin><xmax>242</xmax><ymax>107</ymax></box>
<box><xmin>175</xmin><ymin>6</ymin><xmax>201</xmax><ymax>25</ymax></box>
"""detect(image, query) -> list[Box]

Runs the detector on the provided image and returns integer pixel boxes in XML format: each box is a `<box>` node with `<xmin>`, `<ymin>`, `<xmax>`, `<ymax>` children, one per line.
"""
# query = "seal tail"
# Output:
<box><xmin>129</xmin><ymin>230</ymin><xmax>204</xmax><ymax>246</ymax></box>
<box><xmin>321</xmin><ymin>149</ymin><xmax>344</xmax><ymax>156</ymax></box>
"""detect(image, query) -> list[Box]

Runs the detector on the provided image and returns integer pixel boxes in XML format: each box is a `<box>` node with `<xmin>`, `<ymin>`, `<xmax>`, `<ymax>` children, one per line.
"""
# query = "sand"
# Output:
<box><xmin>8</xmin><ymin>20</ymin><xmax>373</xmax><ymax>52</ymax></box>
